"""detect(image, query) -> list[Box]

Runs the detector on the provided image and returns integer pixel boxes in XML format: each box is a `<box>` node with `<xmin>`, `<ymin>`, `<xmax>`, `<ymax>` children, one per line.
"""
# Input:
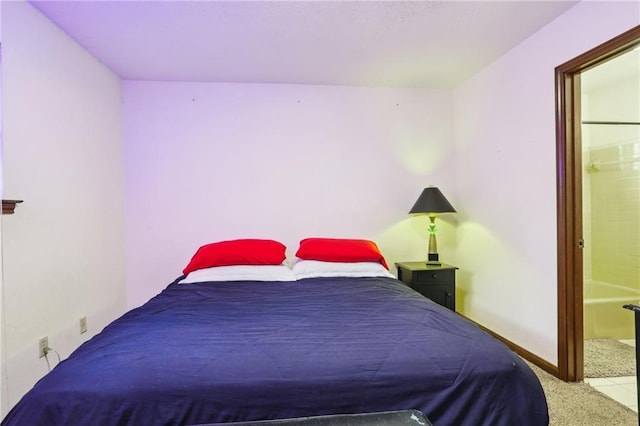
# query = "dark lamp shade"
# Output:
<box><xmin>409</xmin><ymin>187</ymin><xmax>456</xmax><ymax>214</ymax></box>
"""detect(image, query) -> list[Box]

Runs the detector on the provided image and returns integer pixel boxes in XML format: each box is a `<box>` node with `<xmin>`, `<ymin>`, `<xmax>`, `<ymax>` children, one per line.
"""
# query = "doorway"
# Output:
<box><xmin>556</xmin><ymin>25</ymin><xmax>640</xmax><ymax>382</ymax></box>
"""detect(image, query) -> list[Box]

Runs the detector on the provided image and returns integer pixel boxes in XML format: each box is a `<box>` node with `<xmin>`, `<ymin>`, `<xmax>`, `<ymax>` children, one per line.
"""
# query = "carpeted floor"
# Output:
<box><xmin>584</xmin><ymin>339</ymin><xmax>636</xmax><ymax>378</ymax></box>
<box><xmin>527</xmin><ymin>361</ymin><xmax>637</xmax><ymax>425</ymax></box>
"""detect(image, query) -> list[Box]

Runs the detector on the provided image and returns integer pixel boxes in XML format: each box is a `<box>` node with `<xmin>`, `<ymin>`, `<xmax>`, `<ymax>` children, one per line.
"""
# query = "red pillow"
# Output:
<box><xmin>183</xmin><ymin>239</ymin><xmax>287</xmax><ymax>275</ymax></box>
<box><xmin>295</xmin><ymin>238</ymin><xmax>389</xmax><ymax>270</ymax></box>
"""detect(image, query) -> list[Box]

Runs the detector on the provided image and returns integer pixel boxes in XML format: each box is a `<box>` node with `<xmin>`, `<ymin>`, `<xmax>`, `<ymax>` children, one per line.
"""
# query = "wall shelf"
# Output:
<box><xmin>2</xmin><ymin>200</ymin><xmax>23</xmax><ymax>215</ymax></box>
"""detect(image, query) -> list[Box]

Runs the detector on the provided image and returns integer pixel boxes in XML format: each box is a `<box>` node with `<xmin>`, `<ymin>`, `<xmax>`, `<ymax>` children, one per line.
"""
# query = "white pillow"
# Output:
<box><xmin>179</xmin><ymin>264</ymin><xmax>296</xmax><ymax>283</ymax></box>
<box><xmin>292</xmin><ymin>260</ymin><xmax>395</xmax><ymax>279</ymax></box>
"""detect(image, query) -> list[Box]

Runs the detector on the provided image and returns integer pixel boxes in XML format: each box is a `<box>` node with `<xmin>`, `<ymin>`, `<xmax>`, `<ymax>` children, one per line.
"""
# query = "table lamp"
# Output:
<box><xmin>409</xmin><ymin>186</ymin><xmax>456</xmax><ymax>265</ymax></box>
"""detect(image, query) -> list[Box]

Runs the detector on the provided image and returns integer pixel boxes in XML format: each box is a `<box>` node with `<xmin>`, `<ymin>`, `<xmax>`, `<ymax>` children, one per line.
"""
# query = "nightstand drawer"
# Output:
<box><xmin>414</xmin><ymin>270</ymin><xmax>455</xmax><ymax>285</ymax></box>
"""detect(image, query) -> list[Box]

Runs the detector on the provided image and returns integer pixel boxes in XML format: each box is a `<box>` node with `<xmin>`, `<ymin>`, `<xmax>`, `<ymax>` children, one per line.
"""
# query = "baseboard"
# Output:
<box><xmin>460</xmin><ymin>313</ymin><xmax>559</xmax><ymax>378</ymax></box>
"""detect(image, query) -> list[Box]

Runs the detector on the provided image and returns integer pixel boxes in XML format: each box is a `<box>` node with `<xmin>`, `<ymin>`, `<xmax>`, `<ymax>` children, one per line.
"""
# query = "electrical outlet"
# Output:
<box><xmin>79</xmin><ymin>316</ymin><xmax>87</xmax><ymax>334</ymax></box>
<box><xmin>38</xmin><ymin>336</ymin><xmax>48</xmax><ymax>358</ymax></box>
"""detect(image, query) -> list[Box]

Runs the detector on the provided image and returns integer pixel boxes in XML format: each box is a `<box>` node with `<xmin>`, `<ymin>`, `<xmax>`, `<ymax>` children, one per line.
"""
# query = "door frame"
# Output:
<box><xmin>556</xmin><ymin>25</ymin><xmax>640</xmax><ymax>382</ymax></box>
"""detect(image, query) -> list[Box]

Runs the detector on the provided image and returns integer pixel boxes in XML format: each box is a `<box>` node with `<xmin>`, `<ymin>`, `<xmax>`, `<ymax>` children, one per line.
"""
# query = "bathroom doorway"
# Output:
<box><xmin>580</xmin><ymin>48</ymin><xmax>640</xmax><ymax>381</ymax></box>
<box><xmin>556</xmin><ymin>25</ymin><xmax>640</xmax><ymax>382</ymax></box>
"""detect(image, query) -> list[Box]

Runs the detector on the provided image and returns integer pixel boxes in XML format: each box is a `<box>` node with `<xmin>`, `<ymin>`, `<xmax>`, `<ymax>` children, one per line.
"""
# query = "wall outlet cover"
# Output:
<box><xmin>80</xmin><ymin>316</ymin><xmax>88</xmax><ymax>334</ymax></box>
<box><xmin>38</xmin><ymin>336</ymin><xmax>48</xmax><ymax>358</ymax></box>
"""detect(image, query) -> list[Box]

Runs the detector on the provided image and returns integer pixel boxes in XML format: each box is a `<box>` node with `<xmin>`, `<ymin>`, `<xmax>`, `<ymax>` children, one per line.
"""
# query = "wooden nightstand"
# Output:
<box><xmin>395</xmin><ymin>262</ymin><xmax>458</xmax><ymax>311</ymax></box>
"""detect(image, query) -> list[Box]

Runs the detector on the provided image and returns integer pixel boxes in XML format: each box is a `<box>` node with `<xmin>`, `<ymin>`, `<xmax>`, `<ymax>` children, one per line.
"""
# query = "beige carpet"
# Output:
<box><xmin>527</xmin><ymin>361</ymin><xmax>637</xmax><ymax>425</ymax></box>
<box><xmin>584</xmin><ymin>339</ymin><xmax>636</xmax><ymax>378</ymax></box>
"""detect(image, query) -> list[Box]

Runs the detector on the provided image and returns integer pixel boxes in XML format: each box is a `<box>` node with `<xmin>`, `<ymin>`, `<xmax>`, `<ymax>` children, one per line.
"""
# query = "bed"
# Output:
<box><xmin>2</xmin><ymin>238</ymin><xmax>549</xmax><ymax>426</ymax></box>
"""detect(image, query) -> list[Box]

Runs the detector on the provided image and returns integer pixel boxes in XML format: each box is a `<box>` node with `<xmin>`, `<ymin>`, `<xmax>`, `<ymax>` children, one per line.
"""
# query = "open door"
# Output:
<box><xmin>556</xmin><ymin>25</ymin><xmax>640</xmax><ymax>382</ymax></box>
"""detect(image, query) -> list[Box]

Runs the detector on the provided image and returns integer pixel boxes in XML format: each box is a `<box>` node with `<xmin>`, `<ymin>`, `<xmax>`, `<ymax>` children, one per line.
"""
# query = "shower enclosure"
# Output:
<box><xmin>583</xmin><ymin>137</ymin><xmax>640</xmax><ymax>339</ymax></box>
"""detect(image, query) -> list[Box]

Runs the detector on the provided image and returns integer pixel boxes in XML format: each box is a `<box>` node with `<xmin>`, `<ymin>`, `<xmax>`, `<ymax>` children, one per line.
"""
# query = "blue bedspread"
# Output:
<box><xmin>2</xmin><ymin>277</ymin><xmax>548</xmax><ymax>425</ymax></box>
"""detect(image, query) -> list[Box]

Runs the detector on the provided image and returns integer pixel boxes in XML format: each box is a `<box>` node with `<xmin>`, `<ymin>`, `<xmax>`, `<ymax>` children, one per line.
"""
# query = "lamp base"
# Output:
<box><xmin>427</xmin><ymin>253</ymin><xmax>440</xmax><ymax>265</ymax></box>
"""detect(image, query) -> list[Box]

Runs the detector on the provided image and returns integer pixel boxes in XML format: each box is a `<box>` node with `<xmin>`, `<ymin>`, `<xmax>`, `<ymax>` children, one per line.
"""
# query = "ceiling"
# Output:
<box><xmin>29</xmin><ymin>0</ymin><xmax>582</xmax><ymax>89</ymax></box>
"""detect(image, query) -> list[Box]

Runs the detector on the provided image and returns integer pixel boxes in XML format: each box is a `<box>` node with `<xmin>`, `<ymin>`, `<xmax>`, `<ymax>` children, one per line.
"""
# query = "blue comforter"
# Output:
<box><xmin>2</xmin><ymin>277</ymin><xmax>548</xmax><ymax>425</ymax></box>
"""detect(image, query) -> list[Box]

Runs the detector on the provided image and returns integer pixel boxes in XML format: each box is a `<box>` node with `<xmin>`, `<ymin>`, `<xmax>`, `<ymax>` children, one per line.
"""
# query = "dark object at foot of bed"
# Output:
<box><xmin>194</xmin><ymin>410</ymin><xmax>432</xmax><ymax>426</ymax></box>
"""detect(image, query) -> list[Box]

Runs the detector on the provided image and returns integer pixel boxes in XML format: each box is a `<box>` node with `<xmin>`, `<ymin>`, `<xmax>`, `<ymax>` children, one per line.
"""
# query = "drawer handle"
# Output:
<box><xmin>431</xmin><ymin>273</ymin><xmax>438</xmax><ymax>279</ymax></box>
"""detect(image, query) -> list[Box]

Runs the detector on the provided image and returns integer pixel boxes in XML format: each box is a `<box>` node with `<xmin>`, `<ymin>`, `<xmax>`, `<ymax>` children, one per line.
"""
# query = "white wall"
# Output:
<box><xmin>123</xmin><ymin>81</ymin><xmax>457</xmax><ymax>307</ymax></box>
<box><xmin>453</xmin><ymin>2</ymin><xmax>639</xmax><ymax>364</ymax></box>
<box><xmin>1</xmin><ymin>1</ymin><xmax>126</xmax><ymax>410</ymax></box>
<box><xmin>583</xmin><ymin>59</ymin><xmax>640</xmax><ymax>149</ymax></box>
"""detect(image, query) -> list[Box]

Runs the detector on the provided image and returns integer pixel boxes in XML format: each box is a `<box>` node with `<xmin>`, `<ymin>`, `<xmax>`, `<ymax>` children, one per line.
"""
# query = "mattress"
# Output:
<box><xmin>2</xmin><ymin>276</ymin><xmax>548</xmax><ymax>425</ymax></box>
